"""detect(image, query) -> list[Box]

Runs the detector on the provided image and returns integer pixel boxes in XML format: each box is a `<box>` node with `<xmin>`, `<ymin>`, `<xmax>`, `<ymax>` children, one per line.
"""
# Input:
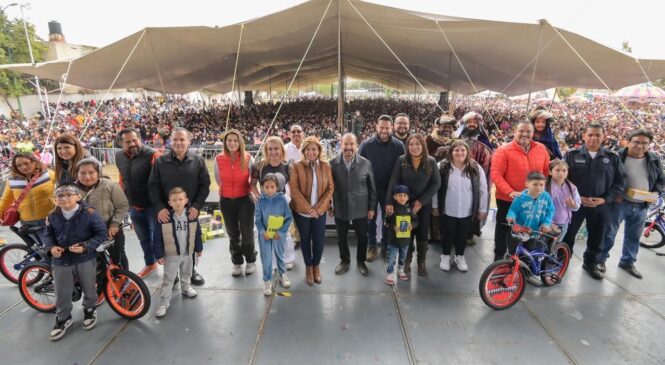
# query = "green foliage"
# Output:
<box><xmin>621</xmin><ymin>40</ymin><xmax>632</xmax><ymax>54</ymax></box>
<box><xmin>0</xmin><ymin>11</ymin><xmax>48</xmax><ymax>99</ymax></box>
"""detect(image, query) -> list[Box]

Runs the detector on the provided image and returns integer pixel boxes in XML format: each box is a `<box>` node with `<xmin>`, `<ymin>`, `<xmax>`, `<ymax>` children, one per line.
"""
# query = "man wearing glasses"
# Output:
<box><xmin>598</xmin><ymin>129</ymin><xmax>665</xmax><ymax>279</ymax></box>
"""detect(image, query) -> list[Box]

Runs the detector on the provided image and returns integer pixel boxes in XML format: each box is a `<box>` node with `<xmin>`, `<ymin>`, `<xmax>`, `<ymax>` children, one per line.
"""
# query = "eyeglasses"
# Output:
<box><xmin>55</xmin><ymin>193</ymin><xmax>78</xmax><ymax>199</ymax></box>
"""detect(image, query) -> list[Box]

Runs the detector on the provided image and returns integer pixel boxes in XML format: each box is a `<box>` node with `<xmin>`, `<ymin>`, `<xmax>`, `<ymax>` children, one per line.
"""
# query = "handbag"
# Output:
<box><xmin>1</xmin><ymin>173</ymin><xmax>40</xmax><ymax>226</ymax></box>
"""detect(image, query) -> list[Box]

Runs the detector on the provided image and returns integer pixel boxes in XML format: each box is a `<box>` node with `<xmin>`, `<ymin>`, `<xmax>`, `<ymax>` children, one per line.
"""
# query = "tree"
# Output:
<box><xmin>0</xmin><ymin>11</ymin><xmax>48</xmax><ymax>114</ymax></box>
<box><xmin>621</xmin><ymin>40</ymin><xmax>632</xmax><ymax>54</ymax></box>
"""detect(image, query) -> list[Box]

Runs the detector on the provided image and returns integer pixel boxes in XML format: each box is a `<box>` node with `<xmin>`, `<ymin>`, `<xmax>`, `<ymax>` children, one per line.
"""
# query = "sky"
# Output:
<box><xmin>3</xmin><ymin>0</ymin><xmax>664</xmax><ymax>59</ymax></box>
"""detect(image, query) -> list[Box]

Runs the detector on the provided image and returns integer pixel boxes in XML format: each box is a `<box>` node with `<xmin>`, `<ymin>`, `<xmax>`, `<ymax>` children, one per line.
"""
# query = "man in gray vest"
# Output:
<box><xmin>329</xmin><ymin>133</ymin><xmax>377</xmax><ymax>276</ymax></box>
<box><xmin>599</xmin><ymin>129</ymin><xmax>665</xmax><ymax>278</ymax></box>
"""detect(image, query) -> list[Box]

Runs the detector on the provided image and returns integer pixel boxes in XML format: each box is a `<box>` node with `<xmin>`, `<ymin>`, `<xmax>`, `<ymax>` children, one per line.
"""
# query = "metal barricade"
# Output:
<box><xmin>87</xmin><ymin>146</ymin><xmax>260</xmax><ymax>163</ymax></box>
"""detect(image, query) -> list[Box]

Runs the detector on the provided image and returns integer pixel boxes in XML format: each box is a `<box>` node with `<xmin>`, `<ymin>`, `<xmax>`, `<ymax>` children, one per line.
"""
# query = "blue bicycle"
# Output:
<box><xmin>0</xmin><ymin>225</ymin><xmax>47</xmax><ymax>284</ymax></box>
<box><xmin>479</xmin><ymin>224</ymin><xmax>571</xmax><ymax>310</ymax></box>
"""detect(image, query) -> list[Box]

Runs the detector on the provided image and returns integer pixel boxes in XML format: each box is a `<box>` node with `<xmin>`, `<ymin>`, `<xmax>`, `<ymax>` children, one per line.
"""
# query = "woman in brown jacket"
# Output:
<box><xmin>290</xmin><ymin>136</ymin><xmax>334</xmax><ymax>285</ymax></box>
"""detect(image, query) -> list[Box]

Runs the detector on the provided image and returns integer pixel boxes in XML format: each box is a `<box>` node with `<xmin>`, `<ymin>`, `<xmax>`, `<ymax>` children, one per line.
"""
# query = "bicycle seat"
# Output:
<box><xmin>19</xmin><ymin>225</ymin><xmax>45</xmax><ymax>235</ymax></box>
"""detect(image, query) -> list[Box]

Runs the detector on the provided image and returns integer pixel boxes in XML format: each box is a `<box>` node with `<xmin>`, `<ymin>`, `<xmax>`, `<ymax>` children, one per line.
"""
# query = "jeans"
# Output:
<box><xmin>386</xmin><ymin>244</ymin><xmax>408</xmax><ymax>274</ymax></box>
<box><xmin>220</xmin><ymin>196</ymin><xmax>257</xmax><ymax>265</ymax></box>
<box><xmin>406</xmin><ymin>204</ymin><xmax>432</xmax><ymax>265</ymax></box>
<box><xmin>562</xmin><ymin>204</ymin><xmax>612</xmax><ymax>266</ymax></box>
<box><xmin>367</xmin><ymin>193</ymin><xmax>388</xmax><ymax>249</ymax></box>
<box><xmin>554</xmin><ymin>223</ymin><xmax>569</xmax><ymax>243</ymax></box>
<box><xmin>294</xmin><ymin>214</ymin><xmax>326</xmax><ymax>266</ymax></box>
<box><xmin>335</xmin><ymin>217</ymin><xmax>368</xmax><ymax>263</ymax></box>
<box><xmin>108</xmin><ymin>229</ymin><xmax>129</xmax><ymax>269</ymax></box>
<box><xmin>129</xmin><ymin>206</ymin><xmax>158</xmax><ymax>266</ymax></box>
<box><xmin>258</xmin><ymin>235</ymin><xmax>286</xmax><ymax>281</ymax></box>
<box><xmin>600</xmin><ymin>201</ymin><xmax>648</xmax><ymax>266</ymax></box>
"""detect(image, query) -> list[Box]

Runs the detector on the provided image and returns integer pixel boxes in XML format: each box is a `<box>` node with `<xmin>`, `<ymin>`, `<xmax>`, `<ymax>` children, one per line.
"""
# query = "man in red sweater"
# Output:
<box><xmin>490</xmin><ymin>121</ymin><xmax>550</xmax><ymax>261</ymax></box>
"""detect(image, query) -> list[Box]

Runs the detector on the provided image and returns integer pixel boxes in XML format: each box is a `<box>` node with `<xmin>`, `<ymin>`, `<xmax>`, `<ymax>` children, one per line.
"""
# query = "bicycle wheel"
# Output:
<box><xmin>640</xmin><ymin>221</ymin><xmax>665</xmax><ymax>249</ymax></box>
<box><xmin>18</xmin><ymin>262</ymin><xmax>56</xmax><ymax>313</ymax></box>
<box><xmin>541</xmin><ymin>242</ymin><xmax>571</xmax><ymax>286</ymax></box>
<box><xmin>0</xmin><ymin>244</ymin><xmax>32</xmax><ymax>284</ymax></box>
<box><xmin>104</xmin><ymin>268</ymin><xmax>151</xmax><ymax>320</ymax></box>
<box><xmin>479</xmin><ymin>259</ymin><xmax>526</xmax><ymax>310</ymax></box>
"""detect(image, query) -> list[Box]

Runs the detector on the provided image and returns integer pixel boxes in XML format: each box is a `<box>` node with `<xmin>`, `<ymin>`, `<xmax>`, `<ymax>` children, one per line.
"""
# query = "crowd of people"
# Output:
<box><xmin>0</xmin><ymin>95</ymin><xmax>664</xmax><ymax>341</ymax></box>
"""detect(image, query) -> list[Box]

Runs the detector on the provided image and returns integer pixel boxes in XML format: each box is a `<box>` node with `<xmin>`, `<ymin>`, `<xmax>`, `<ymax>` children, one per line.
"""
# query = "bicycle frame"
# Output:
<box><xmin>8</xmin><ymin>226</ymin><xmax>47</xmax><ymax>271</ymax></box>
<box><xmin>506</xmin><ymin>224</ymin><xmax>565</xmax><ymax>277</ymax></box>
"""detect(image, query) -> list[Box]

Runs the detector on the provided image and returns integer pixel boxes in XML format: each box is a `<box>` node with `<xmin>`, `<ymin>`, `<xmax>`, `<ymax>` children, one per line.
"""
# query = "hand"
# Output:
<box><xmin>590</xmin><ymin>197</ymin><xmax>605</xmax><ymax>206</ymax></box>
<box><xmin>432</xmin><ymin>209</ymin><xmax>439</xmax><ymax>217</ymax></box>
<box><xmin>367</xmin><ymin>210</ymin><xmax>375</xmax><ymax>220</ymax></box>
<box><xmin>263</xmin><ymin>232</ymin><xmax>271</xmax><ymax>240</ymax></box>
<box><xmin>309</xmin><ymin>209</ymin><xmax>318</xmax><ymax>218</ymax></box>
<box><xmin>505</xmin><ymin>217</ymin><xmax>514</xmax><ymax>224</ymax></box>
<box><xmin>50</xmin><ymin>246</ymin><xmax>65</xmax><ymax>258</ymax></box>
<box><xmin>249</xmin><ymin>194</ymin><xmax>257</xmax><ymax>204</ymax></box>
<box><xmin>328</xmin><ymin>208</ymin><xmax>334</xmax><ymax>217</ymax></box>
<box><xmin>435</xmin><ymin>146</ymin><xmax>449</xmax><ymax>158</ymax></box>
<box><xmin>413</xmin><ymin>200</ymin><xmax>423</xmax><ymax>214</ymax></box>
<box><xmin>540</xmin><ymin>225</ymin><xmax>551</xmax><ymax>233</ymax></box>
<box><xmin>157</xmin><ymin>258</ymin><xmax>164</xmax><ymax>265</ymax></box>
<box><xmin>407</xmin><ymin>224</ymin><xmax>413</xmax><ymax>231</ymax></box>
<box><xmin>274</xmin><ymin>232</ymin><xmax>281</xmax><ymax>241</ymax></box>
<box><xmin>477</xmin><ymin>212</ymin><xmax>488</xmax><ymax>221</ymax></box>
<box><xmin>108</xmin><ymin>226</ymin><xmax>119</xmax><ymax>239</ymax></box>
<box><xmin>564</xmin><ymin>196</ymin><xmax>578</xmax><ymax>209</ymax></box>
<box><xmin>157</xmin><ymin>208</ymin><xmax>170</xmax><ymax>223</ymax></box>
<box><xmin>69</xmin><ymin>243</ymin><xmax>86</xmax><ymax>254</ymax></box>
<box><xmin>385</xmin><ymin>205</ymin><xmax>394</xmax><ymax>216</ymax></box>
<box><xmin>508</xmin><ymin>191</ymin><xmax>520</xmax><ymax>199</ymax></box>
<box><xmin>196</xmin><ymin>251</ymin><xmax>202</xmax><ymax>257</ymax></box>
<box><xmin>188</xmin><ymin>207</ymin><xmax>199</xmax><ymax>220</ymax></box>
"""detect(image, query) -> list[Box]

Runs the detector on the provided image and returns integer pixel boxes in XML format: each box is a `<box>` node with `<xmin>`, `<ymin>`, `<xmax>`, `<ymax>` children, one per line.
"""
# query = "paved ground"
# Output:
<box><xmin>0</xmin><ymin>220</ymin><xmax>664</xmax><ymax>365</ymax></box>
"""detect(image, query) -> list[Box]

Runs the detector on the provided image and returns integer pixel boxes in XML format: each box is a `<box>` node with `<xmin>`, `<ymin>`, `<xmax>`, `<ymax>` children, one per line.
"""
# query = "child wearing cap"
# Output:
<box><xmin>384</xmin><ymin>185</ymin><xmax>418</xmax><ymax>285</ymax></box>
<box><xmin>42</xmin><ymin>182</ymin><xmax>108</xmax><ymax>341</ymax></box>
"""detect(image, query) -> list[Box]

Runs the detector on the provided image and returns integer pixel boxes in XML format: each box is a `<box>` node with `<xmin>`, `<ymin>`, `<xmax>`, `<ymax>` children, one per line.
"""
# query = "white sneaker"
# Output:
<box><xmin>182</xmin><ymin>287</ymin><xmax>198</xmax><ymax>298</ymax></box>
<box><xmin>245</xmin><ymin>263</ymin><xmax>256</xmax><ymax>275</ymax></box>
<box><xmin>231</xmin><ymin>264</ymin><xmax>243</xmax><ymax>277</ymax></box>
<box><xmin>285</xmin><ymin>261</ymin><xmax>295</xmax><ymax>271</ymax></box>
<box><xmin>454</xmin><ymin>255</ymin><xmax>468</xmax><ymax>272</ymax></box>
<box><xmin>439</xmin><ymin>255</ymin><xmax>451</xmax><ymax>271</ymax></box>
<box><xmin>279</xmin><ymin>273</ymin><xmax>291</xmax><ymax>288</ymax></box>
<box><xmin>155</xmin><ymin>304</ymin><xmax>169</xmax><ymax>318</ymax></box>
<box><xmin>263</xmin><ymin>281</ymin><xmax>272</xmax><ymax>296</ymax></box>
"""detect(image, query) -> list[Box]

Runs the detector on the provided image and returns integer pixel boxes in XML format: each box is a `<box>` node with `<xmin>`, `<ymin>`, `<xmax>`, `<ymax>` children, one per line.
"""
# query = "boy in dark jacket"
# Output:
<box><xmin>43</xmin><ymin>183</ymin><xmax>108</xmax><ymax>341</ymax></box>
<box><xmin>384</xmin><ymin>185</ymin><xmax>418</xmax><ymax>285</ymax></box>
<box><xmin>153</xmin><ymin>187</ymin><xmax>203</xmax><ymax>318</ymax></box>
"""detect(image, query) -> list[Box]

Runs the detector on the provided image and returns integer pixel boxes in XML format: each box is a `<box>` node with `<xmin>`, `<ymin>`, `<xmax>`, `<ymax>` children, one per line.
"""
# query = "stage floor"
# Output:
<box><xmin>0</xmin><ymin>221</ymin><xmax>664</xmax><ymax>365</ymax></box>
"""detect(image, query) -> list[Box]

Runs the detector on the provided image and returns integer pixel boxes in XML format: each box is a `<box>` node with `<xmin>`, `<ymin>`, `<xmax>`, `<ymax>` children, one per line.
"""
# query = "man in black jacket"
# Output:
<box><xmin>599</xmin><ymin>129</ymin><xmax>665</xmax><ymax>279</ymax></box>
<box><xmin>148</xmin><ymin>127</ymin><xmax>211</xmax><ymax>285</ymax></box>
<box><xmin>330</xmin><ymin>133</ymin><xmax>377</xmax><ymax>276</ymax></box>
<box><xmin>115</xmin><ymin>128</ymin><xmax>161</xmax><ymax>278</ymax></box>
<box><xmin>359</xmin><ymin>115</ymin><xmax>405</xmax><ymax>261</ymax></box>
<box><xmin>563</xmin><ymin>123</ymin><xmax>625</xmax><ymax>280</ymax></box>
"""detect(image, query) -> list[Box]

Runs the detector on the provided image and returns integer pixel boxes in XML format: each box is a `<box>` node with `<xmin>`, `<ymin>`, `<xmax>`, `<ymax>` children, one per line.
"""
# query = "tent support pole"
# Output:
<box><xmin>225</xmin><ymin>23</ymin><xmax>245</xmax><ymax>131</ymax></box>
<box><xmin>269</xmin><ymin>66</ymin><xmax>272</xmax><ymax>103</ymax></box>
<box><xmin>337</xmin><ymin>0</ymin><xmax>345</xmax><ymax>133</ymax></box>
<box><xmin>526</xmin><ymin>20</ymin><xmax>545</xmax><ymax>112</ymax></box>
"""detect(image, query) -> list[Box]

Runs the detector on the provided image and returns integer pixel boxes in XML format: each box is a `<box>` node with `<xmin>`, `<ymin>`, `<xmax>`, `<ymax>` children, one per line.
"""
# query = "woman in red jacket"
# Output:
<box><xmin>214</xmin><ymin>129</ymin><xmax>257</xmax><ymax>278</ymax></box>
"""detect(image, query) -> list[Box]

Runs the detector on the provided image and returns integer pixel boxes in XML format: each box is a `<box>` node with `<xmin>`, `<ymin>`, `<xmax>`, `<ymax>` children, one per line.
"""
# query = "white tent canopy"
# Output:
<box><xmin>3</xmin><ymin>0</ymin><xmax>665</xmax><ymax>96</ymax></box>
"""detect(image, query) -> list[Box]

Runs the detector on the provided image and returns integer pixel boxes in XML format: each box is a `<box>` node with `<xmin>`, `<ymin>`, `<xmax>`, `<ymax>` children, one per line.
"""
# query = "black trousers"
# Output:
<box><xmin>493</xmin><ymin>199</ymin><xmax>512</xmax><ymax>260</ymax></box>
<box><xmin>440</xmin><ymin>214</ymin><xmax>474</xmax><ymax>256</ymax></box>
<box><xmin>220</xmin><ymin>195</ymin><xmax>257</xmax><ymax>265</ymax></box>
<box><xmin>335</xmin><ymin>217</ymin><xmax>368</xmax><ymax>264</ymax></box>
<box><xmin>108</xmin><ymin>229</ymin><xmax>129</xmax><ymax>269</ymax></box>
<box><xmin>562</xmin><ymin>204</ymin><xmax>612</xmax><ymax>265</ymax></box>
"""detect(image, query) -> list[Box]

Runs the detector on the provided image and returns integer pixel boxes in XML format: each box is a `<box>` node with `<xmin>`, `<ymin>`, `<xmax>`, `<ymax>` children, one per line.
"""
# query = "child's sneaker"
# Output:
<box><xmin>454</xmin><ymin>255</ymin><xmax>468</xmax><ymax>272</ymax></box>
<box><xmin>231</xmin><ymin>264</ymin><xmax>243</xmax><ymax>277</ymax></box>
<box><xmin>155</xmin><ymin>304</ymin><xmax>169</xmax><ymax>318</ymax></box>
<box><xmin>397</xmin><ymin>270</ymin><xmax>408</xmax><ymax>281</ymax></box>
<box><xmin>245</xmin><ymin>263</ymin><xmax>256</xmax><ymax>275</ymax></box>
<box><xmin>439</xmin><ymin>255</ymin><xmax>451</xmax><ymax>271</ymax></box>
<box><xmin>279</xmin><ymin>273</ymin><xmax>291</xmax><ymax>288</ymax></box>
<box><xmin>49</xmin><ymin>315</ymin><xmax>73</xmax><ymax>341</ymax></box>
<box><xmin>182</xmin><ymin>287</ymin><xmax>198</xmax><ymax>298</ymax></box>
<box><xmin>385</xmin><ymin>273</ymin><xmax>396</xmax><ymax>286</ymax></box>
<box><xmin>285</xmin><ymin>261</ymin><xmax>295</xmax><ymax>270</ymax></box>
<box><xmin>263</xmin><ymin>281</ymin><xmax>272</xmax><ymax>296</ymax></box>
<box><xmin>82</xmin><ymin>308</ymin><xmax>97</xmax><ymax>330</ymax></box>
